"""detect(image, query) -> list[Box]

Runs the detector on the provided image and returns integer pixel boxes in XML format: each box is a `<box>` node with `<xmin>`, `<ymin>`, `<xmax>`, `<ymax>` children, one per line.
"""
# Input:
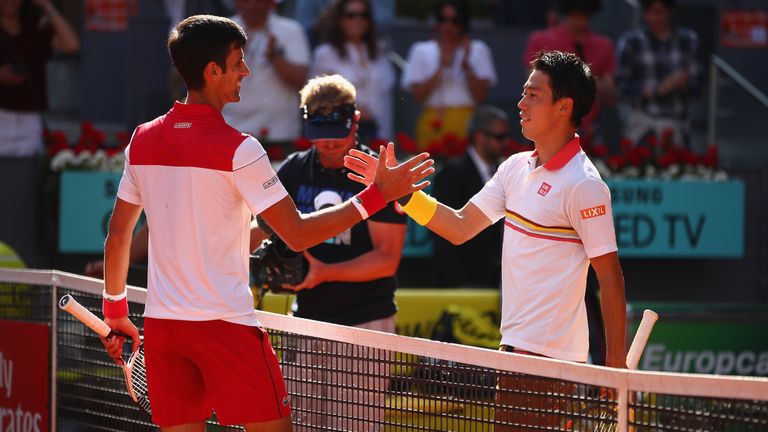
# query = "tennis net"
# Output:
<box><xmin>2</xmin><ymin>269</ymin><xmax>767</xmax><ymax>432</ymax></box>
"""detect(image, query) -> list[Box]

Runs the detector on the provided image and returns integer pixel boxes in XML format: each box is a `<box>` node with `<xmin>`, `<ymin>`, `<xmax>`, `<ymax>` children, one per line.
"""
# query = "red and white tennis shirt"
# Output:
<box><xmin>117</xmin><ymin>102</ymin><xmax>288</xmax><ymax>325</ymax></box>
<box><xmin>470</xmin><ymin>135</ymin><xmax>617</xmax><ymax>361</ymax></box>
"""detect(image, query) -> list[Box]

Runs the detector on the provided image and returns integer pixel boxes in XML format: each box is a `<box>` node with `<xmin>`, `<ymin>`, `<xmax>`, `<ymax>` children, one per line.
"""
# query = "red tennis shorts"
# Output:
<box><xmin>143</xmin><ymin>318</ymin><xmax>291</xmax><ymax>427</ymax></box>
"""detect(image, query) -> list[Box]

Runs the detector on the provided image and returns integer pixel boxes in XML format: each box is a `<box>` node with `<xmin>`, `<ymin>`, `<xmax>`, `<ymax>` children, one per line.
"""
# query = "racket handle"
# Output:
<box><xmin>59</xmin><ymin>294</ymin><xmax>114</xmax><ymax>338</ymax></box>
<box><xmin>626</xmin><ymin>309</ymin><xmax>659</xmax><ymax>370</ymax></box>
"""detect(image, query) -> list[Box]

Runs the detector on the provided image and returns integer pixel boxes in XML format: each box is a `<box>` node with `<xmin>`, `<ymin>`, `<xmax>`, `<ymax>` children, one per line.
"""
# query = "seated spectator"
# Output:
<box><xmin>223</xmin><ymin>0</ymin><xmax>310</xmax><ymax>141</ymax></box>
<box><xmin>312</xmin><ymin>0</ymin><xmax>395</xmax><ymax>142</ymax></box>
<box><xmin>401</xmin><ymin>0</ymin><xmax>497</xmax><ymax>150</ymax></box>
<box><xmin>616</xmin><ymin>0</ymin><xmax>699</xmax><ymax>148</ymax></box>
<box><xmin>431</xmin><ymin>105</ymin><xmax>508</xmax><ymax>288</ymax></box>
<box><xmin>523</xmin><ymin>0</ymin><xmax>616</xmax><ymax>143</ymax></box>
<box><xmin>291</xmin><ymin>0</ymin><xmax>395</xmax><ymax>44</ymax></box>
<box><xmin>0</xmin><ymin>0</ymin><xmax>78</xmax><ymax>156</ymax></box>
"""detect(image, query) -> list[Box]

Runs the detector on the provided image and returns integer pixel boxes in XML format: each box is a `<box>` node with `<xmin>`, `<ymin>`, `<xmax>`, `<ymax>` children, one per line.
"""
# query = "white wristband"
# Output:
<box><xmin>350</xmin><ymin>197</ymin><xmax>369</xmax><ymax>220</ymax></box>
<box><xmin>102</xmin><ymin>289</ymin><xmax>127</xmax><ymax>301</ymax></box>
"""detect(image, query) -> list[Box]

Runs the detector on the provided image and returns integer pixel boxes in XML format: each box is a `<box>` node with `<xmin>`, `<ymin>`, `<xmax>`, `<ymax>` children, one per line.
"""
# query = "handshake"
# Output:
<box><xmin>250</xmin><ymin>236</ymin><xmax>308</xmax><ymax>295</ymax></box>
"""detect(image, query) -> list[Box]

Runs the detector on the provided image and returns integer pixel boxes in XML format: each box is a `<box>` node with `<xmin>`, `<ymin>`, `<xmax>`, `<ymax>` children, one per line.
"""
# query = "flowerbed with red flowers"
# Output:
<box><xmin>56</xmin><ymin>123</ymin><xmax>725</xmax><ymax>182</ymax></box>
<box><xmin>581</xmin><ymin>129</ymin><xmax>727</xmax><ymax>181</ymax></box>
<box><xmin>45</xmin><ymin>121</ymin><xmax>131</xmax><ymax>172</ymax></box>
<box><xmin>369</xmin><ymin>127</ymin><xmax>727</xmax><ymax>182</ymax></box>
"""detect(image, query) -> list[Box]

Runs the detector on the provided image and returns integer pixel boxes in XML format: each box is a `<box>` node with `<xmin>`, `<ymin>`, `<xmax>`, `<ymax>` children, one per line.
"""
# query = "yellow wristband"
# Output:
<box><xmin>401</xmin><ymin>191</ymin><xmax>438</xmax><ymax>226</ymax></box>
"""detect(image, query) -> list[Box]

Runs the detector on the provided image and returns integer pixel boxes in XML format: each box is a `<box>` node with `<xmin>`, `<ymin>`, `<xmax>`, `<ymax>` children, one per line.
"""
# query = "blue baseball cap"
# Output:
<box><xmin>301</xmin><ymin>103</ymin><xmax>356</xmax><ymax>140</ymax></box>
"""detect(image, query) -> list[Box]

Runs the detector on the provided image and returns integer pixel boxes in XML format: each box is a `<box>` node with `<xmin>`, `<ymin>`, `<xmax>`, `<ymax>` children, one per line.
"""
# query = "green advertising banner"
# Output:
<box><xmin>59</xmin><ymin>171</ymin><xmax>122</xmax><ymax>253</ymax></box>
<box><xmin>630</xmin><ymin>304</ymin><xmax>768</xmax><ymax>376</ymax></box>
<box><xmin>58</xmin><ymin>172</ymin><xmax>745</xmax><ymax>259</ymax></box>
<box><xmin>609</xmin><ymin>180</ymin><xmax>745</xmax><ymax>258</ymax></box>
<box><xmin>402</xmin><ymin>179</ymin><xmax>745</xmax><ymax>258</ymax></box>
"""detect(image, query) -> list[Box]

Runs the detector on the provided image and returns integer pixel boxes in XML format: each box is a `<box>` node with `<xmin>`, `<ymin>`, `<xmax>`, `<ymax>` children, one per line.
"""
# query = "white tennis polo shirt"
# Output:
<box><xmin>117</xmin><ymin>102</ymin><xmax>288</xmax><ymax>324</ymax></box>
<box><xmin>470</xmin><ymin>135</ymin><xmax>617</xmax><ymax>361</ymax></box>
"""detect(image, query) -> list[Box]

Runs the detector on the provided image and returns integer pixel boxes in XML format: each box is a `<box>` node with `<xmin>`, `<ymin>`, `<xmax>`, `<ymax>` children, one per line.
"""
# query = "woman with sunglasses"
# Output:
<box><xmin>311</xmin><ymin>0</ymin><xmax>395</xmax><ymax>142</ymax></box>
<box><xmin>401</xmin><ymin>0</ymin><xmax>497</xmax><ymax>150</ymax></box>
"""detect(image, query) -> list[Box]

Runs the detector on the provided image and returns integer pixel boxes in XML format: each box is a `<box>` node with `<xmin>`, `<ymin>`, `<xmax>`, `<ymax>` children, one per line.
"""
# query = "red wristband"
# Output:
<box><xmin>102</xmin><ymin>297</ymin><xmax>128</xmax><ymax>319</ymax></box>
<box><xmin>353</xmin><ymin>184</ymin><xmax>387</xmax><ymax>219</ymax></box>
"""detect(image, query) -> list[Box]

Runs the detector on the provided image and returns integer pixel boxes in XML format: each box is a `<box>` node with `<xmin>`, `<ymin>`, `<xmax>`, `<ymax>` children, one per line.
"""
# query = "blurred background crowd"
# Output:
<box><xmin>1</xmin><ymin>0</ymin><xmax>767</xmax><ymax>311</ymax></box>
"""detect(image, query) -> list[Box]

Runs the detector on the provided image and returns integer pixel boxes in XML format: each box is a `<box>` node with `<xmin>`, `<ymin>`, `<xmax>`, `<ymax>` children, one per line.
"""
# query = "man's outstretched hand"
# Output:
<box><xmin>345</xmin><ymin>142</ymin><xmax>407</xmax><ymax>185</ymax></box>
<box><xmin>347</xmin><ymin>143</ymin><xmax>433</xmax><ymax>202</ymax></box>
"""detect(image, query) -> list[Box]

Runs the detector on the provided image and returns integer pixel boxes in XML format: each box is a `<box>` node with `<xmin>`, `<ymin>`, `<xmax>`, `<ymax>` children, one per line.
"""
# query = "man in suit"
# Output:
<box><xmin>430</xmin><ymin>105</ymin><xmax>509</xmax><ymax>287</ymax></box>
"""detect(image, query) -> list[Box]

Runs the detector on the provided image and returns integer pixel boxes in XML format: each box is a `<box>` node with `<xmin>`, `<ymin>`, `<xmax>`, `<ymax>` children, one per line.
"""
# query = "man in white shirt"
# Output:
<box><xmin>345</xmin><ymin>50</ymin><xmax>626</xmax><ymax>430</ymax></box>
<box><xmin>223</xmin><ymin>0</ymin><xmax>310</xmax><ymax>141</ymax></box>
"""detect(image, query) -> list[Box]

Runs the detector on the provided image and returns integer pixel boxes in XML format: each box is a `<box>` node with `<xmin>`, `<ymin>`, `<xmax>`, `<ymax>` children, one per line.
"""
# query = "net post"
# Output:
<box><xmin>617</xmin><ymin>380</ymin><xmax>628</xmax><ymax>432</ymax></box>
<box><xmin>50</xmin><ymin>273</ymin><xmax>58</xmax><ymax>432</ymax></box>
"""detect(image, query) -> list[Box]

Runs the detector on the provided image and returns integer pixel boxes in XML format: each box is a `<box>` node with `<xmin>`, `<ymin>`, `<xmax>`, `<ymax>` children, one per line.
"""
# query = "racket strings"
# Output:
<box><xmin>128</xmin><ymin>346</ymin><xmax>152</xmax><ymax>415</ymax></box>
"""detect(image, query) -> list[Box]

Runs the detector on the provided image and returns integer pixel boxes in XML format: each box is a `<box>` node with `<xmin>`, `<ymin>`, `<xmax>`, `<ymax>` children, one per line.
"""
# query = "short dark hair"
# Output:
<box><xmin>529</xmin><ymin>50</ymin><xmax>596</xmax><ymax>128</ymax></box>
<box><xmin>639</xmin><ymin>0</ymin><xmax>676</xmax><ymax>10</ymax></box>
<box><xmin>434</xmin><ymin>0</ymin><xmax>471</xmax><ymax>32</ymax></box>
<box><xmin>468</xmin><ymin>105</ymin><xmax>508</xmax><ymax>137</ymax></box>
<box><xmin>557</xmin><ymin>0</ymin><xmax>603</xmax><ymax>16</ymax></box>
<box><xmin>167</xmin><ymin>15</ymin><xmax>247</xmax><ymax>91</ymax></box>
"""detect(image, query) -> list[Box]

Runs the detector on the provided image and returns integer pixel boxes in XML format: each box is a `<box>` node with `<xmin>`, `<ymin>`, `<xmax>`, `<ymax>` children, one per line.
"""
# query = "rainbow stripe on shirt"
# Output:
<box><xmin>504</xmin><ymin>210</ymin><xmax>582</xmax><ymax>244</ymax></box>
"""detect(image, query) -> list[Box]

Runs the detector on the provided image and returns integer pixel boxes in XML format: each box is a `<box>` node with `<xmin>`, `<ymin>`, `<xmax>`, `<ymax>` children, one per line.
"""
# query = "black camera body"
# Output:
<box><xmin>250</xmin><ymin>236</ymin><xmax>308</xmax><ymax>294</ymax></box>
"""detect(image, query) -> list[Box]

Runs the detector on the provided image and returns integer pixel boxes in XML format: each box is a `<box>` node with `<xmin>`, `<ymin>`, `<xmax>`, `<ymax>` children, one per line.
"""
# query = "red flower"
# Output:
<box><xmin>619</xmin><ymin>137</ymin><xmax>633</xmax><ymax>153</ymax></box>
<box><xmin>441</xmin><ymin>133</ymin><xmax>466</xmax><ymax>157</ymax></box>
<box><xmin>53</xmin><ymin>131</ymin><xmax>67</xmax><ymax>146</ymax></box>
<box><xmin>426</xmin><ymin>139</ymin><xmax>445</xmax><ymax>155</ymax></box>
<box><xmin>94</xmin><ymin>130</ymin><xmax>107</xmax><ymax>146</ymax></box>
<box><xmin>591</xmin><ymin>143</ymin><xmax>609</xmax><ymax>158</ymax></box>
<box><xmin>645</xmin><ymin>134</ymin><xmax>659</xmax><ymax>149</ymax></box>
<box><xmin>430</xmin><ymin>117</ymin><xmax>444</xmax><ymax>131</ymax></box>
<box><xmin>395</xmin><ymin>132</ymin><xmax>417</xmax><ymax>153</ymax></box>
<box><xmin>706</xmin><ymin>144</ymin><xmax>718</xmax><ymax>159</ymax></box>
<box><xmin>634</xmin><ymin>146</ymin><xmax>652</xmax><ymax>162</ymax></box>
<box><xmin>369</xmin><ymin>138</ymin><xmax>388</xmax><ymax>151</ymax></box>
<box><xmin>293</xmin><ymin>137</ymin><xmax>312</xmax><ymax>151</ymax></box>
<box><xmin>266</xmin><ymin>146</ymin><xmax>285</xmax><ymax>161</ymax></box>
<box><xmin>657</xmin><ymin>151</ymin><xmax>678</xmax><ymax>168</ymax></box>
<box><xmin>659</xmin><ymin>128</ymin><xmax>674</xmax><ymax>149</ymax></box>
<box><xmin>45</xmin><ymin>130</ymin><xmax>70</xmax><ymax>157</ymax></box>
<box><xmin>678</xmin><ymin>148</ymin><xmax>697</xmax><ymax>165</ymax></box>
<box><xmin>80</xmin><ymin>120</ymin><xmax>94</xmax><ymax>134</ymax></box>
<box><xmin>607</xmin><ymin>155</ymin><xmax>626</xmax><ymax>170</ymax></box>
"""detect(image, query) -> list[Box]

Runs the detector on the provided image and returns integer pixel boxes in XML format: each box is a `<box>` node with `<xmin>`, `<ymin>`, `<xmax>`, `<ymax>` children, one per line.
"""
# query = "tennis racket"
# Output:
<box><xmin>58</xmin><ymin>294</ymin><xmax>151</xmax><ymax>415</ymax></box>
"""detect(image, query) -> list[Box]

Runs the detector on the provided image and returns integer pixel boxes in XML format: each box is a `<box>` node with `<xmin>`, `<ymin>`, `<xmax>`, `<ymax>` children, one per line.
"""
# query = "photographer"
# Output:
<box><xmin>266</xmin><ymin>74</ymin><xmax>405</xmax><ymax>431</ymax></box>
<box><xmin>0</xmin><ymin>0</ymin><xmax>78</xmax><ymax>156</ymax></box>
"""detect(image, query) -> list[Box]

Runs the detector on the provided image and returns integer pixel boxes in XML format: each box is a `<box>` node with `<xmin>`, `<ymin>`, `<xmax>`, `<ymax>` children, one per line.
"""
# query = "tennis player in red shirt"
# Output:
<box><xmin>99</xmin><ymin>14</ymin><xmax>433</xmax><ymax>432</ymax></box>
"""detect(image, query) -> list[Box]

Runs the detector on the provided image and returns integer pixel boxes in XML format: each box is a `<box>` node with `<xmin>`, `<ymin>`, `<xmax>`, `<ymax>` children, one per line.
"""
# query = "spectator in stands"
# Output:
<box><xmin>401</xmin><ymin>0</ymin><xmax>497</xmax><ymax>150</ymax></box>
<box><xmin>276</xmin><ymin>74</ymin><xmax>405</xmax><ymax>431</ymax></box>
<box><xmin>222</xmin><ymin>0</ymin><xmax>309</xmax><ymax>141</ymax></box>
<box><xmin>616</xmin><ymin>0</ymin><xmax>699</xmax><ymax>148</ymax></box>
<box><xmin>430</xmin><ymin>105</ymin><xmax>508</xmax><ymax>288</ymax></box>
<box><xmin>523</xmin><ymin>0</ymin><xmax>616</xmax><ymax>143</ymax></box>
<box><xmin>0</xmin><ymin>0</ymin><xmax>78</xmax><ymax>156</ymax></box>
<box><xmin>311</xmin><ymin>0</ymin><xmax>395</xmax><ymax>142</ymax></box>
<box><xmin>291</xmin><ymin>0</ymin><xmax>395</xmax><ymax>45</ymax></box>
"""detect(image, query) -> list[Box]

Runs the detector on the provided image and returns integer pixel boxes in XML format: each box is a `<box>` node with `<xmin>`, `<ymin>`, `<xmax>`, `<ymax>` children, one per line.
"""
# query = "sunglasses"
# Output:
<box><xmin>481</xmin><ymin>130</ymin><xmax>510</xmax><ymax>141</ymax></box>
<box><xmin>436</xmin><ymin>15</ymin><xmax>462</xmax><ymax>25</ymax></box>
<box><xmin>343</xmin><ymin>11</ymin><xmax>371</xmax><ymax>20</ymax></box>
<box><xmin>301</xmin><ymin>103</ymin><xmax>356</xmax><ymax>125</ymax></box>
